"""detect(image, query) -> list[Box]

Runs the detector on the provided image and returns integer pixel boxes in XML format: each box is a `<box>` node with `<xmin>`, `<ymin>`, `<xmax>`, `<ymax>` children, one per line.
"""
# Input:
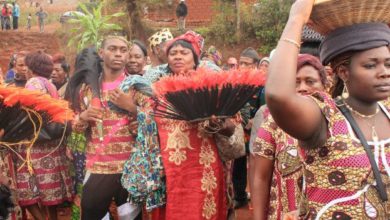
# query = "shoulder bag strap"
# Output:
<box><xmin>335</xmin><ymin>98</ymin><xmax>388</xmax><ymax>201</ymax></box>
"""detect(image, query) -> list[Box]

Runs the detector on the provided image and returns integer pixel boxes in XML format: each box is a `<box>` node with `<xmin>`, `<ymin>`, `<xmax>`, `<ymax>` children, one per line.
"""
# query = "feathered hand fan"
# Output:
<box><xmin>0</xmin><ymin>86</ymin><xmax>74</xmax><ymax>143</ymax></box>
<box><xmin>152</xmin><ymin>68</ymin><xmax>266</xmax><ymax>122</ymax></box>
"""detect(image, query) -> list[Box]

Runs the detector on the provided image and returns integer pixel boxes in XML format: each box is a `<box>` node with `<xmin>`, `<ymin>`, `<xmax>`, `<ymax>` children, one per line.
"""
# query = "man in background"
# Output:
<box><xmin>12</xmin><ymin>2</ymin><xmax>20</xmax><ymax>30</ymax></box>
<box><xmin>175</xmin><ymin>0</ymin><xmax>188</xmax><ymax>31</ymax></box>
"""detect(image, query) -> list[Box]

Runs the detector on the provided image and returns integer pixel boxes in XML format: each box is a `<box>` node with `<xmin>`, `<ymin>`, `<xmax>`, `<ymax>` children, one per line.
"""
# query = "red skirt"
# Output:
<box><xmin>15</xmin><ymin>140</ymin><xmax>73</xmax><ymax>206</ymax></box>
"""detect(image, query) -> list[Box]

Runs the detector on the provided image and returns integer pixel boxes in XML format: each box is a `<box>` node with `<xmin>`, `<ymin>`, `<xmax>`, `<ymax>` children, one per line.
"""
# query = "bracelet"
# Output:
<box><xmin>280</xmin><ymin>38</ymin><xmax>301</xmax><ymax>49</ymax></box>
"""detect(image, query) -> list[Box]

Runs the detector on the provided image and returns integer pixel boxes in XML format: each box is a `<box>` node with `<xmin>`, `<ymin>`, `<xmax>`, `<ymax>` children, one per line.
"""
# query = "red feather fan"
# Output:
<box><xmin>0</xmin><ymin>85</ymin><xmax>74</xmax><ymax>142</ymax></box>
<box><xmin>152</xmin><ymin>68</ymin><xmax>266</xmax><ymax>122</ymax></box>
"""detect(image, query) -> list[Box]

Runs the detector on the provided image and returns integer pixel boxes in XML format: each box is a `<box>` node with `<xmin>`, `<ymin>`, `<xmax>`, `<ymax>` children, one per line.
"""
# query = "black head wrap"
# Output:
<box><xmin>320</xmin><ymin>22</ymin><xmax>390</xmax><ymax>65</ymax></box>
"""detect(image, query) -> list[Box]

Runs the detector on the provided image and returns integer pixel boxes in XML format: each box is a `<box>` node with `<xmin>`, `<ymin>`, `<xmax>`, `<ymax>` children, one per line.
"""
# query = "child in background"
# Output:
<box><xmin>27</xmin><ymin>13</ymin><xmax>31</xmax><ymax>30</ymax></box>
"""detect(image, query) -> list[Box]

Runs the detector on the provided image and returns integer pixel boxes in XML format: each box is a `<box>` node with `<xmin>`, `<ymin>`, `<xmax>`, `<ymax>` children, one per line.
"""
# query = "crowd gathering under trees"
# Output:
<box><xmin>1</xmin><ymin>0</ymin><xmax>390</xmax><ymax>220</ymax></box>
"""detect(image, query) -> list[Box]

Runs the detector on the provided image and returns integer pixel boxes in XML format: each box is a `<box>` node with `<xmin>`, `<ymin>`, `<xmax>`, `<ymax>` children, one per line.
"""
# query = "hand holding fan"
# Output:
<box><xmin>152</xmin><ymin>68</ymin><xmax>266</xmax><ymax>122</ymax></box>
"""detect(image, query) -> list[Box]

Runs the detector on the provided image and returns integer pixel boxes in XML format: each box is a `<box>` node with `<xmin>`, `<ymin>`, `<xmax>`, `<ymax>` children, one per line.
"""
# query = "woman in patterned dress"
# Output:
<box><xmin>265</xmin><ymin>0</ymin><xmax>390</xmax><ymax>219</ymax></box>
<box><xmin>251</xmin><ymin>54</ymin><xmax>327</xmax><ymax>220</ymax></box>
<box><xmin>16</xmin><ymin>51</ymin><xmax>73</xmax><ymax>220</ymax></box>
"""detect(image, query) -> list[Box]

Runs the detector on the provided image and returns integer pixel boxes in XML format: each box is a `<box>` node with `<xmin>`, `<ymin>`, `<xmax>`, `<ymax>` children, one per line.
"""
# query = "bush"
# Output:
<box><xmin>205</xmin><ymin>1</ymin><xmax>238</xmax><ymax>45</ymax></box>
<box><xmin>252</xmin><ymin>0</ymin><xmax>292</xmax><ymax>54</ymax></box>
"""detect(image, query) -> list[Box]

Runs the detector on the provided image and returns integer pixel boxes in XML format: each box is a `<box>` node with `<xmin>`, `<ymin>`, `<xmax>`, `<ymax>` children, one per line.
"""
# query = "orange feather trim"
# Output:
<box><xmin>0</xmin><ymin>85</ymin><xmax>74</xmax><ymax>123</ymax></box>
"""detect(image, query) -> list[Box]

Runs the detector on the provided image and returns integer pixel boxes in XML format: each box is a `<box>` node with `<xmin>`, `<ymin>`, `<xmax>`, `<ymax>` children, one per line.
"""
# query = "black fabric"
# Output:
<box><xmin>12</xmin><ymin>16</ymin><xmax>18</xmax><ymax>29</ymax></box>
<box><xmin>81</xmin><ymin>174</ymin><xmax>132</xmax><ymax>220</ymax></box>
<box><xmin>232</xmin><ymin>155</ymin><xmax>248</xmax><ymax>202</ymax></box>
<box><xmin>335</xmin><ymin>98</ymin><xmax>388</xmax><ymax>202</ymax></box>
<box><xmin>320</xmin><ymin>22</ymin><xmax>390</xmax><ymax>65</ymax></box>
<box><xmin>176</xmin><ymin>2</ymin><xmax>188</xmax><ymax>18</ymax></box>
<box><xmin>37</xmin><ymin>122</ymin><xmax>65</xmax><ymax>142</ymax></box>
<box><xmin>0</xmin><ymin>185</ymin><xmax>13</xmax><ymax>220</ymax></box>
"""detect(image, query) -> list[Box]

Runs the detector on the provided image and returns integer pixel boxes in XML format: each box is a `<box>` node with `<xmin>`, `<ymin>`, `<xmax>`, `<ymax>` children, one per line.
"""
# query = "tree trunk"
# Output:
<box><xmin>236</xmin><ymin>0</ymin><xmax>240</xmax><ymax>41</ymax></box>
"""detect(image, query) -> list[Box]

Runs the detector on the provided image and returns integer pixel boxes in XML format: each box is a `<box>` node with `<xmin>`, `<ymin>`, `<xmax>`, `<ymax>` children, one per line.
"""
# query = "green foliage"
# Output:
<box><xmin>67</xmin><ymin>1</ymin><xmax>125</xmax><ymax>51</ymax></box>
<box><xmin>203</xmin><ymin>0</ymin><xmax>291</xmax><ymax>54</ymax></box>
<box><xmin>206</xmin><ymin>1</ymin><xmax>238</xmax><ymax>45</ymax></box>
<box><xmin>252</xmin><ymin>0</ymin><xmax>292</xmax><ymax>54</ymax></box>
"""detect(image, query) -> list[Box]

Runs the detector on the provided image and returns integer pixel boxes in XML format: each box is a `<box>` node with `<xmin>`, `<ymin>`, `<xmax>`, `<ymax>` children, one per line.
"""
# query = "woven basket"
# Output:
<box><xmin>309</xmin><ymin>0</ymin><xmax>390</xmax><ymax>35</ymax></box>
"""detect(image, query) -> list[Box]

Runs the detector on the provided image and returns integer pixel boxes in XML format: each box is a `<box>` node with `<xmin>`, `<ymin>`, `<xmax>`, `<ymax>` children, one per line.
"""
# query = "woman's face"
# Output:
<box><xmin>296</xmin><ymin>65</ymin><xmax>325</xmax><ymax>95</ymax></box>
<box><xmin>346</xmin><ymin>46</ymin><xmax>390</xmax><ymax>102</ymax></box>
<box><xmin>258</xmin><ymin>61</ymin><xmax>269</xmax><ymax>73</ymax></box>
<box><xmin>51</xmin><ymin>63</ymin><xmax>67</xmax><ymax>84</ymax></box>
<box><xmin>14</xmin><ymin>56</ymin><xmax>28</xmax><ymax>77</ymax></box>
<box><xmin>126</xmin><ymin>44</ymin><xmax>146</xmax><ymax>75</ymax></box>
<box><xmin>167</xmin><ymin>44</ymin><xmax>195</xmax><ymax>74</ymax></box>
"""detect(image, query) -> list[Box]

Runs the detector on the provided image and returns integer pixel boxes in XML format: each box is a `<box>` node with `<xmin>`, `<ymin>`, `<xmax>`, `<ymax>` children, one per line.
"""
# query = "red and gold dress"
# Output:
<box><xmin>151</xmin><ymin>117</ymin><xmax>228</xmax><ymax>220</ymax></box>
<box><xmin>299</xmin><ymin>93</ymin><xmax>390</xmax><ymax>219</ymax></box>
<box><xmin>253</xmin><ymin>108</ymin><xmax>303</xmax><ymax>220</ymax></box>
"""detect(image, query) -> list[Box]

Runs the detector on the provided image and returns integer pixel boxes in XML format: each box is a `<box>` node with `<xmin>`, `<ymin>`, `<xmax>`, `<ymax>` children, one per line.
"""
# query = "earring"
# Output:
<box><xmin>342</xmin><ymin>81</ymin><xmax>349</xmax><ymax>99</ymax></box>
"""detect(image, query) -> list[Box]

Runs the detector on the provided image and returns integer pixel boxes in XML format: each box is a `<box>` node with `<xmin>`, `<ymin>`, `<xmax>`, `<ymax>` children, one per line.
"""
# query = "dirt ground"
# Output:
<box><xmin>55</xmin><ymin>206</ymin><xmax>253</xmax><ymax>220</ymax></box>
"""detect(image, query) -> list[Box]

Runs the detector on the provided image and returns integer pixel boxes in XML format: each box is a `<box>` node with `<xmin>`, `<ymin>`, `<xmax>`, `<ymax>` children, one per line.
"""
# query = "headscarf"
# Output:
<box><xmin>148</xmin><ymin>28</ymin><xmax>174</xmax><ymax>51</ymax></box>
<box><xmin>320</xmin><ymin>22</ymin><xmax>390</xmax><ymax>65</ymax></box>
<box><xmin>165</xmin><ymin>31</ymin><xmax>204</xmax><ymax>57</ymax></box>
<box><xmin>297</xmin><ymin>54</ymin><xmax>327</xmax><ymax>86</ymax></box>
<box><xmin>206</xmin><ymin>45</ymin><xmax>223</xmax><ymax>66</ymax></box>
<box><xmin>259</xmin><ymin>57</ymin><xmax>270</xmax><ymax>65</ymax></box>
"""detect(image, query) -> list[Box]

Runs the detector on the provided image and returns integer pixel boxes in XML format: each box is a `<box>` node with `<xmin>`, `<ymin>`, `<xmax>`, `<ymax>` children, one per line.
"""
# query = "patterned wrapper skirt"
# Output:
<box><xmin>0</xmin><ymin>148</ymin><xmax>22</xmax><ymax>220</ymax></box>
<box><xmin>15</xmin><ymin>140</ymin><xmax>73</xmax><ymax>206</ymax></box>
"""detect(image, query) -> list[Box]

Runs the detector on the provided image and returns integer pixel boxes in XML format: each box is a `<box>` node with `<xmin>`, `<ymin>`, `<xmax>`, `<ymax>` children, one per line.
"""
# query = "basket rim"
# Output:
<box><xmin>309</xmin><ymin>0</ymin><xmax>390</xmax><ymax>35</ymax></box>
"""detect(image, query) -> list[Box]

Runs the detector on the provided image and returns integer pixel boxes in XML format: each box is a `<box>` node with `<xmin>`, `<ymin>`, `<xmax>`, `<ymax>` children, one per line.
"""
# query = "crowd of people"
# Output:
<box><xmin>0</xmin><ymin>0</ymin><xmax>390</xmax><ymax>219</ymax></box>
<box><xmin>1</xmin><ymin>1</ymin><xmax>47</xmax><ymax>32</ymax></box>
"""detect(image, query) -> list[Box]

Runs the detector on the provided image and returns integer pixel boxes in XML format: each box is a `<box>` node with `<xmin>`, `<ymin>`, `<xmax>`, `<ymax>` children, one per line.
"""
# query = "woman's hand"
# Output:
<box><xmin>288</xmin><ymin>0</ymin><xmax>315</xmax><ymax>24</ymax></box>
<box><xmin>79</xmin><ymin>106</ymin><xmax>103</xmax><ymax>123</ymax></box>
<box><xmin>109</xmin><ymin>88</ymin><xmax>137</xmax><ymax>114</ymax></box>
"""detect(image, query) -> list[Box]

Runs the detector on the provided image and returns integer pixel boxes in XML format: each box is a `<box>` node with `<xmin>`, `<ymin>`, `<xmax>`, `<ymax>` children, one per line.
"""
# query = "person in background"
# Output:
<box><xmin>225</xmin><ymin>57</ymin><xmax>238</xmax><ymax>70</ymax></box>
<box><xmin>1</xmin><ymin>3</ymin><xmax>6</xmax><ymax>30</ymax></box>
<box><xmin>147</xmin><ymin>28</ymin><xmax>174</xmax><ymax>66</ymax></box>
<box><xmin>5</xmin><ymin>5</ymin><xmax>11</xmax><ymax>30</ymax></box>
<box><xmin>202</xmin><ymin>45</ymin><xmax>223</xmax><ymax>67</ymax></box>
<box><xmin>16</xmin><ymin>51</ymin><xmax>73</xmax><ymax>220</ymax></box>
<box><xmin>251</xmin><ymin>54</ymin><xmax>327</xmax><ymax>220</ymax></box>
<box><xmin>258</xmin><ymin>57</ymin><xmax>270</xmax><ymax>74</ymax></box>
<box><xmin>126</xmin><ymin>40</ymin><xmax>148</xmax><ymax>76</ymax></box>
<box><xmin>35</xmin><ymin>7</ymin><xmax>47</xmax><ymax>33</ymax></box>
<box><xmin>50</xmin><ymin>54</ymin><xmax>70</xmax><ymax>98</ymax></box>
<box><xmin>27</xmin><ymin>13</ymin><xmax>31</xmax><ymax>30</ymax></box>
<box><xmin>4</xmin><ymin>54</ymin><xmax>16</xmax><ymax>83</ymax></box>
<box><xmin>175</xmin><ymin>0</ymin><xmax>188</xmax><ymax>31</ymax></box>
<box><xmin>232</xmin><ymin>47</ymin><xmax>261</xmax><ymax>209</ymax></box>
<box><xmin>5</xmin><ymin>51</ymin><xmax>28</xmax><ymax>87</ymax></box>
<box><xmin>12</xmin><ymin>2</ymin><xmax>19</xmax><ymax>30</ymax></box>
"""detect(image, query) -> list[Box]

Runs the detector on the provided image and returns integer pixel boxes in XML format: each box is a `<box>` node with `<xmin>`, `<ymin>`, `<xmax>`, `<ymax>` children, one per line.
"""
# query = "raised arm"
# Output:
<box><xmin>265</xmin><ymin>0</ymin><xmax>325</xmax><ymax>143</ymax></box>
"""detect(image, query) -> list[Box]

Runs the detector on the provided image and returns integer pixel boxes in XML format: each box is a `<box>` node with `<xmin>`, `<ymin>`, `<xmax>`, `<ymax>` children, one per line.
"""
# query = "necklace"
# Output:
<box><xmin>343</xmin><ymin>100</ymin><xmax>380</xmax><ymax>141</ymax></box>
<box><xmin>343</xmin><ymin>101</ymin><xmax>380</xmax><ymax>119</ymax></box>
